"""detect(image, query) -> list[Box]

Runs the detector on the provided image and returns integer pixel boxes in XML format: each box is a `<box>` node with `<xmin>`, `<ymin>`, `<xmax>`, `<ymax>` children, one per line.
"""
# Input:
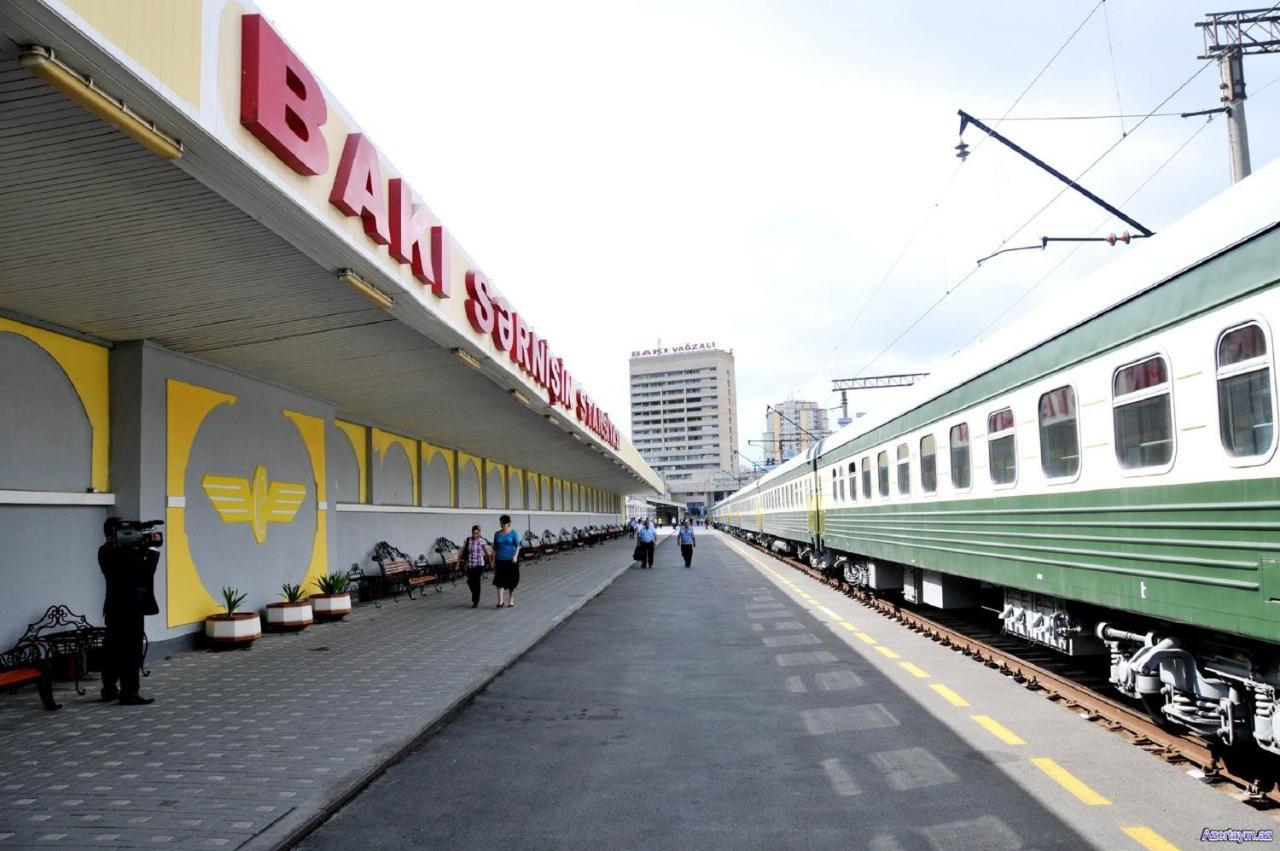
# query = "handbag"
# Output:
<box><xmin>632</xmin><ymin>543</ymin><xmax>644</xmax><ymax>562</ymax></box>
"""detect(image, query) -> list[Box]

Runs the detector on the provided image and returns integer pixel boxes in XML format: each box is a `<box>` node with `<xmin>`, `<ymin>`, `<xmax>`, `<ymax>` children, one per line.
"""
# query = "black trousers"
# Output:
<box><xmin>102</xmin><ymin>610</ymin><xmax>144</xmax><ymax>697</ymax></box>
<box><xmin>681</xmin><ymin>544</ymin><xmax>694</xmax><ymax>567</ymax></box>
<box><xmin>641</xmin><ymin>541</ymin><xmax>655</xmax><ymax>567</ymax></box>
<box><xmin>466</xmin><ymin>566</ymin><xmax>485</xmax><ymax>604</ymax></box>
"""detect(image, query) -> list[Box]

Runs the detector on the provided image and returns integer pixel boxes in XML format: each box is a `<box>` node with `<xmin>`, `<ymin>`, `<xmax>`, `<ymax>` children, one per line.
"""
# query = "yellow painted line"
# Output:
<box><xmin>873</xmin><ymin>646</ymin><xmax>901</xmax><ymax>659</ymax></box>
<box><xmin>1122</xmin><ymin>826</ymin><xmax>1179</xmax><ymax>851</ymax></box>
<box><xmin>853</xmin><ymin>632</ymin><xmax>878</xmax><ymax>645</ymax></box>
<box><xmin>817</xmin><ymin>606</ymin><xmax>838</xmax><ymax>619</ymax></box>
<box><xmin>839</xmin><ymin>623</ymin><xmax>858</xmax><ymax>632</ymax></box>
<box><xmin>1031</xmin><ymin>758</ymin><xmax>1111</xmax><ymax>806</ymax></box>
<box><xmin>930</xmin><ymin>684</ymin><xmax>970</xmax><ymax>707</ymax></box>
<box><xmin>971</xmin><ymin>715</ymin><xmax>1025</xmax><ymax>745</ymax></box>
<box><xmin>899</xmin><ymin>662</ymin><xmax>930</xmax><ymax>678</ymax></box>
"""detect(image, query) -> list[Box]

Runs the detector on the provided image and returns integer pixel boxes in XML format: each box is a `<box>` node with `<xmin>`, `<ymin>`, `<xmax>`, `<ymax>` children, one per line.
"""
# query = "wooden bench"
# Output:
<box><xmin>432</xmin><ymin>538</ymin><xmax>463</xmax><ymax>588</ymax></box>
<box><xmin>521</xmin><ymin>530</ymin><xmax>541</xmax><ymax>561</ymax></box>
<box><xmin>0</xmin><ymin>642</ymin><xmax>59</xmax><ymax>711</ymax></box>
<box><xmin>379</xmin><ymin>558</ymin><xmax>432</xmax><ymax>602</ymax></box>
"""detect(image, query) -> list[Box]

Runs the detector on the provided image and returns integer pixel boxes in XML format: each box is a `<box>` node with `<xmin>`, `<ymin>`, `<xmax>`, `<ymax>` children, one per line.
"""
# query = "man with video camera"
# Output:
<box><xmin>99</xmin><ymin>517</ymin><xmax>163</xmax><ymax>705</ymax></box>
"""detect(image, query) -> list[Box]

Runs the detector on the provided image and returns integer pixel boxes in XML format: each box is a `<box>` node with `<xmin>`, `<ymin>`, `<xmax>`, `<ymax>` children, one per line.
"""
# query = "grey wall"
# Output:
<box><xmin>373</xmin><ymin>442</ymin><xmax>414</xmax><ymax>506</ymax></box>
<box><xmin>485</xmin><ymin>467</ymin><xmax>503</xmax><ymax>509</ymax></box>
<box><xmin>0</xmin><ymin>505</ymin><xmax>108</xmax><ymax>648</ymax></box>
<box><xmin>328</xmin><ymin>425</ymin><xmax>361</xmax><ymax>504</ymax></box>
<box><xmin>423</xmin><ymin>453</ymin><xmax>450</xmax><ymax>507</ymax></box>
<box><xmin>0</xmin><ymin>332</ymin><xmax>92</xmax><ymax>491</ymax></box>
<box><xmin>122</xmin><ymin>342</ymin><xmax>337</xmax><ymax>643</ymax></box>
<box><xmin>458</xmin><ymin>458</ymin><xmax>481</xmax><ymax>508</ymax></box>
<box><xmin>507</xmin><ymin>473</ymin><xmax>522</xmax><ymax>510</ymax></box>
<box><xmin>336</xmin><ymin>510</ymin><xmax>622</xmax><ymax>578</ymax></box>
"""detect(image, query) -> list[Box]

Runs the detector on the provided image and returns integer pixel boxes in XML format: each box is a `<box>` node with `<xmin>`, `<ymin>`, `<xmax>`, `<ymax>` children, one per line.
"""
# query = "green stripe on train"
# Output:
<box><xmin>815</xmin><ymin>477</ymin><xmax>1280</xmax><ymax>643</ymax></box>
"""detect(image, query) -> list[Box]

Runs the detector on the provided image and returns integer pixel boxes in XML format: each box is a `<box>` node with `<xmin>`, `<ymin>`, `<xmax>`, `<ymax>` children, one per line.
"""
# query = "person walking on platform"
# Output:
<box><xmin>677</xmin><ymin>519</ymin><xmax>696</xmax><ymax>568</ymax></box>
<box><xmin>460</xmin><ymin>525</ymin><xmax>492</xmax><ymax>608</ymax></box>
<box><xmin>636</xmin><ymin>519</ymin><xmax>657</xmax><ymax>568</ymax></box>
<box><xmin>492</xmin><ymin>514</ymin><xmax>522</xmax><ymax>608</ymax></box>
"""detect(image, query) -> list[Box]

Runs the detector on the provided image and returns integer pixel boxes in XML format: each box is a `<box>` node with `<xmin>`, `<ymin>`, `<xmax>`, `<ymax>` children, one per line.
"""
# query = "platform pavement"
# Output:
<box><xmin>0</xmin><ymin>533</ymin><xmax>664</xmax><ymax>850</ymax></box>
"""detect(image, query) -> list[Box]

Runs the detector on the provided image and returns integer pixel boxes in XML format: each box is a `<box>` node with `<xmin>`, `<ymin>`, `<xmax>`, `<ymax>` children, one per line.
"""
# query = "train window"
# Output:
<box><xmin>1113</xmin><ymin>355</ymin><xmax>1173</xmax><ymax>469</ymax></box>
<box><xmin>1039</xmin><ymin>385</ymin><xmax>1080</xmax><ymax>479</ymax></box>
<box><xmin>896</xmin><ymin>444</ymin><xmax>911</xmax><ymax>495</ymax></box>
<box><xmin>861</xmin><ymin>456</ymin><xmax>871</xmax><ymax>499</ymax></box>
<box><xmin>988</xmin><ymin>408</ymin><xmax>1017</xmax><ymax>485</ymax></box>
<box><xmin>1217</xmin><ymin>322</ymin><xmax>1274</xmax><ymax>458</ymax></box>
<box><xmin>920</xmin><ymin>435</ymin><xmax>937</xmax><ymax>493</ymax></box>
<box><xmin>949</xmin><ymin>423</ymin><xmax>971</xmax><ymax>490</ymax></box>
<box><xmin>877</xmin><ymin>451</ymin><xmax>889</xmax><ymax>497</ymax></box>
<box><xmin>847</xmin><ymin>462</ymin><xmax>856</xmax><ymax>502</ymax></box>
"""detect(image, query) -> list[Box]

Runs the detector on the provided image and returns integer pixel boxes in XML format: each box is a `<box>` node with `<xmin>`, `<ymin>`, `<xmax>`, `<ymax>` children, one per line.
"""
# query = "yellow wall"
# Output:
<box><xmin>0</xmin><ymin>317</ymin><xmax>109</xmax><ymax>492</ymax></box>
<box><xmin>63</xmin><ymin>0</ymin><xmax>203</xmax><ymax>109</ymax></box>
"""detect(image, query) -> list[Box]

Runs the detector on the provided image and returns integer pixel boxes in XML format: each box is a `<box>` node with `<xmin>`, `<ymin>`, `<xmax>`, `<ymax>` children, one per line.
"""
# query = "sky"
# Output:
<box><xmin>257</xmin><ymin>0</ymin><xmax>1280</xmax><ymax>470</ymax></box>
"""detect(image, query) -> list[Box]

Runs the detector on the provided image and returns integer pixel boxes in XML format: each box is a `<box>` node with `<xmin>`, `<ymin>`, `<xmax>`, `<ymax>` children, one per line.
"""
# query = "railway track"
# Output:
<box><xmin>733</xmin><ymin>534</ymin><xmax>1280</xmax><ymax>809</ymax></box>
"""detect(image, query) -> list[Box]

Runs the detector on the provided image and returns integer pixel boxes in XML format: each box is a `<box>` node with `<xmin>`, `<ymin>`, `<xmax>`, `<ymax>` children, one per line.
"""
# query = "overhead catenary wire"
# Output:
<box><xmin>821</xmin><ymin>0</ymin><xmax>1107</xmax><ymax>372</ymax></box>
<box><xmin>845</xmin><ymin>57</ymin><xmax>1220</xmax><ymax>381</ymax></box>
<box><xmin>1101</xmin><ymin>0</ymin><xmax>1126</xmax><ymax>136</ymax></box>
<box><xmin>958</xmin><ymin>113</ymin><xmax>1218</xmax><ymax>352</ymax></box>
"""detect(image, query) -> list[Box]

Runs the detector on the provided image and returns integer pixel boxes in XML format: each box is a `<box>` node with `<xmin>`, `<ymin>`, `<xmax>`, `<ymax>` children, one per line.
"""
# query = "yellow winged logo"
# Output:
<box><xmin>201</xmin><ymin>465</ymin><xmax>307</xmax><ymax>544</ymax></box>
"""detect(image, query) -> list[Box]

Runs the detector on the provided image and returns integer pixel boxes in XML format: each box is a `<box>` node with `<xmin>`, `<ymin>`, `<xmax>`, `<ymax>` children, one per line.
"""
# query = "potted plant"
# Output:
<box><xmin>205</xmin><ymin>586</ymin><xmax>262</xmax><ymax>647</ymax></box>
<box><xmin>265</xmin><ymin>583</ymin><xmax>313</xmax><ymax>631</ymax></box>
<box><xmin>311</xmin><ymin>571</ymin><xmax>352</xmax><ymax>620</ymax></box>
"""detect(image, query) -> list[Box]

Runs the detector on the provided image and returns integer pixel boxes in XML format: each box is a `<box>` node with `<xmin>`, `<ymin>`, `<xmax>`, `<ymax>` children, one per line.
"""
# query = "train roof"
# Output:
<box><xmin>716</xmin><ymin>156</ymin><xmax>1280</xmax><ymax>509</ymax></box>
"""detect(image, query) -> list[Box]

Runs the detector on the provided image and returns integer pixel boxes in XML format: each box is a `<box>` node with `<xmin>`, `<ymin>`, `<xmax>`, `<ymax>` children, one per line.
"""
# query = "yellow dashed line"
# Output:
<box><xmin>839</xmin><ymin>623</ymin><xmax>858</xmax><ymax>632</ymax></box>
<box><xmin>873</xmin><ymin>646</ymin><xmax>901</xmax><ymax>659</ymax></box>
<box><xmin>817</xmin><ymin>606</ymin><xmax>838</xmax><ymax>619</ymax></box>
<box><xmin>1031</xmin><ymin>758</ymin><xmax>1111</xmax><ymax>806</ymax></box>
<box><xmin>899</xmin><ymin>662</ymin><xmax>930</xmax><ymax>678</ymax></box>
<box><xmin>1122</xmin><ymin>826</ymin><xmax>1179</xmax><ymax>851</ymax></box>
<box><xmin>971</xmin><ymin>715</ymin><xmax>1025</xmax><ymax>745</ymax></box>
<box><xmin>853</xmin><ymin>632</ymin><xmax>878</xmax><ymax>645</ymax></box>
<box><xmin>930</xmin><ymin>683</ymin><xmax>970</xmax><ymax>707</ymax></box>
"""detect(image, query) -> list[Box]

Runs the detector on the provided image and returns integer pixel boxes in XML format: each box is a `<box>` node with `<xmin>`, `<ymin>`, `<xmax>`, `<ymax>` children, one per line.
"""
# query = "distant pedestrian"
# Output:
<box><xmin>636</xmin><ymin>520</ymin><xmax>657</xmax><ymax>568</ymax></box>
<box><xmin>628</xmin><ymin>518</ymin><xmax>637</xmax><ymax>539</ymax></box>
<box><xmin>460</xmin><ymin>525</ymin><xmax>492</xmax><ymax>608</ymax></box>
<box><xmin>492</xmin><ymin>514</ymin><xmax>522</xmax><ymax>608</ymax></box>
<box><xmin>677</xmin><ymin>520</ymin><xmax>696</xmax><ymax>567</ymax></box>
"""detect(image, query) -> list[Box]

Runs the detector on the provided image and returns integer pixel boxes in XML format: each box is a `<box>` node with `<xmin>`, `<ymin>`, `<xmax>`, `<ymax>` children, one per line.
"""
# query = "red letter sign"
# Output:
<box><xmin>240</xmin><ymin>14</ymin><xmax>329</xmax><ymax>176</ymax></box>
<box><xmin>388</xmin><ymin>178</ymin><xmax>450</xmax><ymax>298</ymax></box>
<box><xmin>464</xmin><ymin>271</ymin><xmax>495</xmax><ymax>334</ymax></box>
<box><xmin>330</xmin><ymin>133</ymin><xmax>390</xmax><ymax>244</ymax></box>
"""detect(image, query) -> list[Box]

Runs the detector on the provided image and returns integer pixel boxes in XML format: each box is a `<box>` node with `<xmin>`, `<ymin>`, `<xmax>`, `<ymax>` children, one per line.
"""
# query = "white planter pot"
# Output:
<box><xmin>265</xmin><ymin>601</ymin><xmax>313</xmax><ymax>630</ymax></box>
<box><xmin>311</xmin><ymin>593</ymin><xmax>351</xmax><ymax>620</ymax></box>
<box><xmin>205</xmin><ymin>613</ymin><xmax>262</xmax><ymax>646</ymax></box>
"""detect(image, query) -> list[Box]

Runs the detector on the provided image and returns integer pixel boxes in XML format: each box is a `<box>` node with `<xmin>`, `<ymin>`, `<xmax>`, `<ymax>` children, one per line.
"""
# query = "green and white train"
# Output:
<box><xmin>713</xmin><ymin>160</ymin><xmax>1280</xmax><ymax>754</ymax></box>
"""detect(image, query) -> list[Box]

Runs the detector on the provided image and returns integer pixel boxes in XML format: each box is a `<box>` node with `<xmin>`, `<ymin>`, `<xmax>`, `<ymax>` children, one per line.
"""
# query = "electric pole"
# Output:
<box><xmin>1198</xmin><ymin>9</ymin><xmax>1280</xmax><ymax>184</ymax></box>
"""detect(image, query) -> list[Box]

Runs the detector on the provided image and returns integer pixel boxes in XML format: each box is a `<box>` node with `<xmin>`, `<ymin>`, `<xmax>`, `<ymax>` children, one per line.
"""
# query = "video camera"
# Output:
<box><xmin>105</xmin><ymin>518</ymin><xmax>164</xmax><ymax>549</ymax></box>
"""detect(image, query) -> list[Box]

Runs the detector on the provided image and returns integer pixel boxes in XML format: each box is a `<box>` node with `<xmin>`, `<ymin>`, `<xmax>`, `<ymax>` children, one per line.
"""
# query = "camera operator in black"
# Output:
<box><xmin>99</xmin><ymin>518</ymin><xmax>162</xmax><ymax>705</ymax></box>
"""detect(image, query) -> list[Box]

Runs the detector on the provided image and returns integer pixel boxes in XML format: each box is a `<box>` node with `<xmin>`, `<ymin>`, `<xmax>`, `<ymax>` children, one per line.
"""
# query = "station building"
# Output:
<box><xmin>0</xmin><ymin>0</ymin><xmax>661</xmax><ymax>649</ymax></box>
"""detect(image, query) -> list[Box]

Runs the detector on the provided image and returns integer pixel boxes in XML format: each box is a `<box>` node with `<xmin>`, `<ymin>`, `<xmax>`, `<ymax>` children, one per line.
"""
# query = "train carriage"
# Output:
<box><xmin>714</xmin><ymin>158</ymin><xmax>1280</xmax><ymax>755</ymax></box>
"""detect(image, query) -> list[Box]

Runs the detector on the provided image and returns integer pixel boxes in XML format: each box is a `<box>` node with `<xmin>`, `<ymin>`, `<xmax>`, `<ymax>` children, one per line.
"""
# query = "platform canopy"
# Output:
<box><xmin>0</xmin><ymin>1</ymin><xmax>660</xmax><ymax>496</ymax></box>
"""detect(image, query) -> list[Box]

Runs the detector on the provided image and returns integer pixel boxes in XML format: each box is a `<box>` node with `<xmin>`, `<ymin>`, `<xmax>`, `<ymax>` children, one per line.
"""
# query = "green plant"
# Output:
<box><xmin>220</xmin><ymin>586</ymin><xmax>247</xmax><ymax>615</ymax></box>
<box><xmin>281</xmin><ymin>583</ymin><xmax>305</xmax><ymax>603</ymax></box>
<box><xmin>312</xmin><ymin>571</ymin><xmax>350</xmax><ymax>596</ymax></box>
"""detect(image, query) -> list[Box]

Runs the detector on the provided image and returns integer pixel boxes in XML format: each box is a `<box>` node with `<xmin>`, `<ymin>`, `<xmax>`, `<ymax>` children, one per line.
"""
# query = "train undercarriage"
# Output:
<box><xmin>727</xmin><ymin>526</ymin><xmax>1280</xmax><ymax>760</ymax></box>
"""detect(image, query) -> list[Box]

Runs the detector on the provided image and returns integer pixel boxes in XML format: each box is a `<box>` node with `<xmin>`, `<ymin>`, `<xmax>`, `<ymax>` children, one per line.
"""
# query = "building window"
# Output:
<box><xmin>877</xmin><ymin>450</ymin><xmax>889</xmax><ymax>497</ymax></box>
<box><xmin>1218</xmin><ymin>322</ymin><xmax>1274</xmax><ymax>458</ymax></box>
<box><xmin>1113</xmin><ymin>355</ymin><xmax>1173</xmax><ymax>469</ymax></box>
<box><xmin>861</xmin><ymin>456</ymin><xmax>871</xmax><ymax>499</ymax></box>
<box><xmin>1039</xmin><ymin>385</ymin><xmax>1080</xmax><ymax>479</ymax></box>
<box><xmin>847</xmin><ymin>462</ymin><xmax>856</xmax><ymax>502</ymax></box>
<box><xmin>896</xmin><ymin>444</ymin><xmax>910</xmax><ymax>495</ymax></box>
<box><xmin>988</xmin><ymin>408</ymin><xmax>1016</xmax><ymax>485</ymax></box>
<box><xmin>949</xmin><ymin>424</ymin><xmax>970</xmax><ymax>490</ymax></box>
<box><xmin>919</xmin><ymin>435</ymin><xmax>937</xmax><ymax>493</ymax></box>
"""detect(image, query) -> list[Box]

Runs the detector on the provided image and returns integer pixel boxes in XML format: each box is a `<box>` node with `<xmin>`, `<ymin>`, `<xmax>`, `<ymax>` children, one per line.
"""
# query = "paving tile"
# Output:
<box><xmin>0</xmin><ymin>538</ymin><xmax>640</xmax><ymax>849</ymax></box>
